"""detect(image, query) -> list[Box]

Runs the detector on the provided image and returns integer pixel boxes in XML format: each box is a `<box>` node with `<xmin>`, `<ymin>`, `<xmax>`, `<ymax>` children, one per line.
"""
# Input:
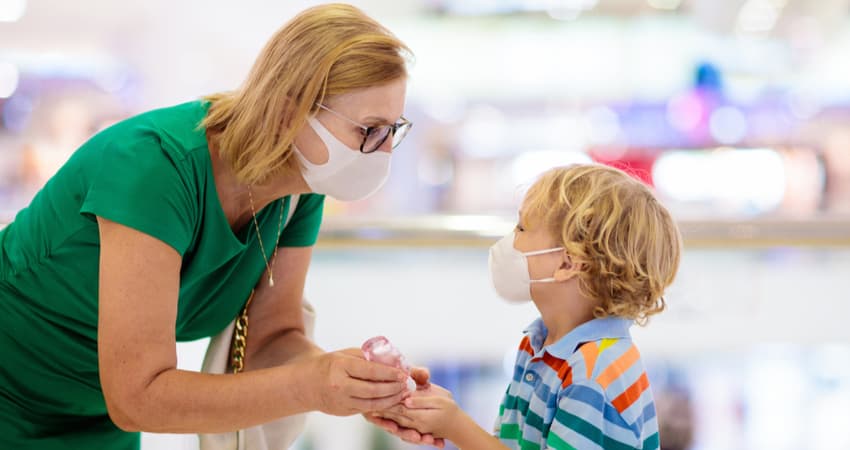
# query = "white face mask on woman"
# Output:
<box><xmin>294</xmin><ymin>117</ymin><xmax>391</xmax><ymax>202</ymax></box>
<box><xmin>488</xmin><ymin>231</ymin><xmax>564</xmax><ymax>303</ymax></box>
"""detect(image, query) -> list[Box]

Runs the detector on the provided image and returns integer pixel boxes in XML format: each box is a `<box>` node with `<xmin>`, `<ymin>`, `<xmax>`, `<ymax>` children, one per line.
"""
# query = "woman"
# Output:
<box><xmin>0</xmin><ymin>4</ymin><xmax>433</xmax><ymax>449</ymax></box>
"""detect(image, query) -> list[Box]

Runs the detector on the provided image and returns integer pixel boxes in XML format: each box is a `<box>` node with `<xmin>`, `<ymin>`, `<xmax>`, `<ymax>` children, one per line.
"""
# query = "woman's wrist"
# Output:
<box><xmin>271</xmin><ymin>353</ymin><xmax>324</xmax><ymax>413</ymax></box>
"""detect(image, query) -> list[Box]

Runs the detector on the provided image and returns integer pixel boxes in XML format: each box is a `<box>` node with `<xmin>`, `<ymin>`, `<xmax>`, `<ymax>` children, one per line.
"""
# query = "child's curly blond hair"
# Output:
<box><xmin>523</xmin><ymin>164</ymin><xmax>681</xmax><ymax>325</ymax></box>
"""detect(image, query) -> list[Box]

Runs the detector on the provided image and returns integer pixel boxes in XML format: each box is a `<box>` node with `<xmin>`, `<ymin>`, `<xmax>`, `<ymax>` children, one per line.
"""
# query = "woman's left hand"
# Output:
<box><xmin>364</xmin><ymin>413</ymin><xmax>444</xmax><ymax>448</ymax></box>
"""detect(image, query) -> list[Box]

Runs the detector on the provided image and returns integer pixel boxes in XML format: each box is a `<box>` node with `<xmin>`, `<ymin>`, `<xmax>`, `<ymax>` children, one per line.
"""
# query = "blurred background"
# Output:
<box><xmin>2</xmin><ymin>0</ymin><xmax>850</xmax><ymax>449</ymax></box>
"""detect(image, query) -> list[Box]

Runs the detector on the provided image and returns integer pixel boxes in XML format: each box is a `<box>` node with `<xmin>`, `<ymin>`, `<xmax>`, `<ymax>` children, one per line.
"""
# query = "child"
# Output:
<box><xmin>382</xmin><ymin>164</ymin><xmax>681</xmax><ymax>449</ymax></box>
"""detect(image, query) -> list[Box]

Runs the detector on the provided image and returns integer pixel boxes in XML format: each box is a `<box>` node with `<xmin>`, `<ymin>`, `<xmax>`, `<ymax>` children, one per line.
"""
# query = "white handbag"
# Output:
<box><xmin>199</xmin><ymin>195</ymin><xmax>314</xmax><ymax>450</ymax></box>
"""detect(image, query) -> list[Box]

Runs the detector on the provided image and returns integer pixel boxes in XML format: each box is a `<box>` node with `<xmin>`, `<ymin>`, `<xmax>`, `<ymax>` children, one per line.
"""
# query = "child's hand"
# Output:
<box><xmin>366</xmin><ymin>365</ymin><xmax>447</xmax><ymax>448</ymax></box>
<box><xmin>372</xmin><ymin>381</ymin><xmax>452</xmax><ymax>426</ymax></box>
<box><xmin>379</xmin><ymin>383</ymin><xmax>462</xmax><ymax>438</ymax></box>
<box><xmin>411</xmin><ymin>380</ymin><xmax>453</xmax><ymax>399</ymax></box>
<box><xmin>379</xmin><ymin>382</ymin><xmax>505</xmax><ymax>450</ymax></box>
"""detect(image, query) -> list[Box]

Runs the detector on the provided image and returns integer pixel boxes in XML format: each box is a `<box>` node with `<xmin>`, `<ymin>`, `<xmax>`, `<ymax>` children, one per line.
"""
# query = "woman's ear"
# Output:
<box><xmin>553</xmin><ymin>253</ymin><xmax>583</xmax><ymax>282</ymax></box>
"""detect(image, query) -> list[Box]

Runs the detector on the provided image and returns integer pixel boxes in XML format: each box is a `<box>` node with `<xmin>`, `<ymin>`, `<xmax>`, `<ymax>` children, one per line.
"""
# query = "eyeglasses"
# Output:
<box><xmin>315</xmin><ymin>103</ymin><xmax>412</xmax><ymax>153</ymax></box>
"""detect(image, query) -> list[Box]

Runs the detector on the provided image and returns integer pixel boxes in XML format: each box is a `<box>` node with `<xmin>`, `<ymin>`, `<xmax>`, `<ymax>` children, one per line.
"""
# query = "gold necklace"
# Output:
<box><xmin>247</xmin><ymin>187</ymin><xmax>284</xmax><ymax>287</ymax></box>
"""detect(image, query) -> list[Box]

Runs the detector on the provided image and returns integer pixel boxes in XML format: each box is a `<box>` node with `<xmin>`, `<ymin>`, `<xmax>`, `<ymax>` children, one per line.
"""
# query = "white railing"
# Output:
<box><xmin>4</xmin><ymin>215</ymin><xmax>850</xmax><ymax>247</ymax></box>
<box><xmin>318</xmin><ymin>215</ymin><xmax>850</xmax><ymax>248</ymax></box>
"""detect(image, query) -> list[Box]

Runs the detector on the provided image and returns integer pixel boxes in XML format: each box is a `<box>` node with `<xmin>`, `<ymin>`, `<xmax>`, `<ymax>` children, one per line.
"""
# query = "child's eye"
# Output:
<box><xmin>515</xmin><ymin>224</ymin><xmax>525</xmax><ymax>232</ymax></box>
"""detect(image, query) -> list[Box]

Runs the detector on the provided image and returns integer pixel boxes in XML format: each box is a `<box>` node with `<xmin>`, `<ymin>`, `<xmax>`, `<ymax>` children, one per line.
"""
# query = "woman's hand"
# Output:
<box><xmin>364</xmin><ymin>413</ymin><xmax>445</xmax><ymax>448</ymax></box>
<box><xmin>307</xmin><ymin>348</ymin><xmax>410</xmax><ymax>416</ymax></box>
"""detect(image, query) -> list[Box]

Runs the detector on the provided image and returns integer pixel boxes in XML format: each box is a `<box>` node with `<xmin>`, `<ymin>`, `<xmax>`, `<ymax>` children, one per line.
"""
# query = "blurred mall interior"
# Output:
<box><xmin>2</xmin><ymin>0</ymin><xmax>850</xmax><ymax>449</ymax></box>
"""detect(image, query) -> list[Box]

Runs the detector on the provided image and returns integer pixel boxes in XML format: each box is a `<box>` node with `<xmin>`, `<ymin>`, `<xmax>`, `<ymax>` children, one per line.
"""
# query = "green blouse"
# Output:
<box><xmin>0</xmin><ymin>100</ymin><xmax>324</xmax><ymax>449</ymax></box>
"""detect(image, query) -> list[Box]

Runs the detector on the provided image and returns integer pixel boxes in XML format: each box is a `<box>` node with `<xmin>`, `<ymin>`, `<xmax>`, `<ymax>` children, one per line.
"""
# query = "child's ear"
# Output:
<box><xmin>553</xmin><ymin>253</ymin><xmax>583</xmax><ymax>282</ymax></box>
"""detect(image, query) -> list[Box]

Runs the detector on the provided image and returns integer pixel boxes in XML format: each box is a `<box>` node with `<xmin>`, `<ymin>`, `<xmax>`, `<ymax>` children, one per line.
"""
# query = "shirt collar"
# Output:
<box><xmin>523</xmin><ymin>316</ymin><xmax>633</xmax><ymax>360</ymax></box>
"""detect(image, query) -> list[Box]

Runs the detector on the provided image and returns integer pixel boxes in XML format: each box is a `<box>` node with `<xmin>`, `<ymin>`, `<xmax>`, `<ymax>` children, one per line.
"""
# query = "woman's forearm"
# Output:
<box><xmin>115</xmin><ymin>363</ymin><xmax>316</xmax><ymax>433</ymax></box>
<box><xmin>123</xmin><ymin>330</ymin><xmax>323</xmax><ymax>433</ymax></box>
<box><xmin>118</xmin><ymin>343</ymin><xmax>408</xmax><ymax>433</ymax></box>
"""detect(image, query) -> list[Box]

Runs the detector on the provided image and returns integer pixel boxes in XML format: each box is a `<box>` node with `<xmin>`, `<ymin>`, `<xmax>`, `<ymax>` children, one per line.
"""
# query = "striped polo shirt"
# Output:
<box><xmin>495</xmin><ymin>317</ymin><xmax>659</xmax><ymax>450</ymax></box>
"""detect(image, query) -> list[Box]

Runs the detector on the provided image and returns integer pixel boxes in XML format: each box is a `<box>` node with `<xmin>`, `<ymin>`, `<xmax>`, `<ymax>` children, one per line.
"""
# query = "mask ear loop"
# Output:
<box><xmin>524</xmin><ymin>247</ymin><xmax>566</xmax><ymax>283</ymax></box>
<box><xmin>522</xmin><ymin>247</ymin><xmax>564</xmax><ymax>257</ymax></box>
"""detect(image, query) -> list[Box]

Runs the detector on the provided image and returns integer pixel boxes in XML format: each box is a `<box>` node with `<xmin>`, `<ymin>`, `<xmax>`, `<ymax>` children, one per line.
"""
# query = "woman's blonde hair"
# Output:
<box><xmin>202</xmin><ymin>3</ymin><xmax>411</xmax><ymax>185</ymax></box>
<box><xmin>523</xmin><ymin>164</ymin><xmax>682</xmax><ymax>325</ymax></box>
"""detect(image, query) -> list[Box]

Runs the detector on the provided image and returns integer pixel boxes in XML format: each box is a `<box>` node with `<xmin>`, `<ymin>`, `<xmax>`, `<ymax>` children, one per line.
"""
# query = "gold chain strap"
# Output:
<box><xmin>230</xmin><ymin>289</ymin><xmax>255</xmax><ymax>374</ymax></box>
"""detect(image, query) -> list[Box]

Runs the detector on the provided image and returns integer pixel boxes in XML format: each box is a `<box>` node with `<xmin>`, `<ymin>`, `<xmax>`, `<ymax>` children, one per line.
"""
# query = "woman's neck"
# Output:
<box><xmin>207</xmin><ymin>134</ymin><xmax>307</xmax><ymax>230</ymax></box>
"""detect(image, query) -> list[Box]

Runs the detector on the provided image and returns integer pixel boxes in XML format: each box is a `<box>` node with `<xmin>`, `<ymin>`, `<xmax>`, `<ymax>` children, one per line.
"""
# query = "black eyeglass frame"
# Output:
<box><xmin>315</xmin><ymin>103</ymin><xmax>413</xmax><ymax>153</ymax></box>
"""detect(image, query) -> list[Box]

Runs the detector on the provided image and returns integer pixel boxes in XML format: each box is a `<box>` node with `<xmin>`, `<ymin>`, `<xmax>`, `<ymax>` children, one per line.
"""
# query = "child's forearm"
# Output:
<box><xmin>446</xmin><ymin>413</ymin><xmax>511</xmax><ymax>450</ymax></box>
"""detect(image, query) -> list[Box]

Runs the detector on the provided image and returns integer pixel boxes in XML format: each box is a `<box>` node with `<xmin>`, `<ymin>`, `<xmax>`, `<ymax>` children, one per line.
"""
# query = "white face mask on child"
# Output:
<box><xmin>294</xmin><ymin>117</ymin><xmax>391</xmax><ymax>202</ymax></box>
<box><xmin>488</xmin><ymin>231</ymin><xmax>564</xmax><ymax>303</ymax></box>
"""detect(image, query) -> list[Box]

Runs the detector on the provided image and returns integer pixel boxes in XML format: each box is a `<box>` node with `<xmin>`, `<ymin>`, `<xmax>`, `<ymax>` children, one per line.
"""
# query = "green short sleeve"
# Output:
<box><xmin>79</xmin><ymin>135</ymin><xmax>197</xmax><ymax>255</ymax></box>
<box><xmin>278</xmin><ymin>194</ymin><xmax>324</xmax><ymax>248</ymax></box>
